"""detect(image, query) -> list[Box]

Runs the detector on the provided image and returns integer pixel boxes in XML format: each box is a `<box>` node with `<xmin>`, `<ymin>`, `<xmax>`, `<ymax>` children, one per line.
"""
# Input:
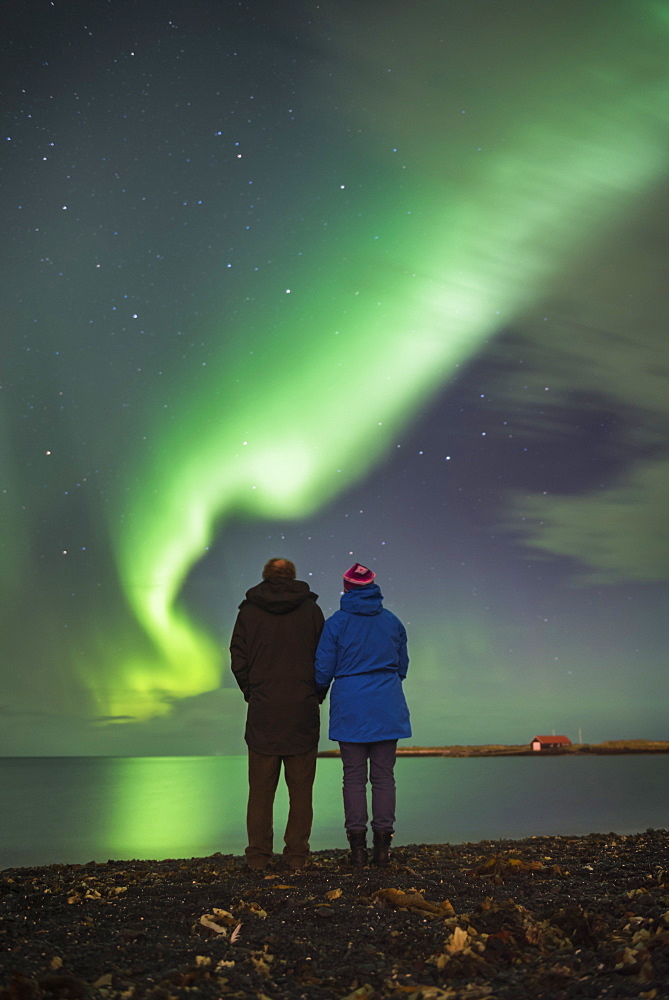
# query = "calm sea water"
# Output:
<box><xmin>1</xmin><ymin>755</ymin><xmax>667</xmax><ymax>870</ymax></box>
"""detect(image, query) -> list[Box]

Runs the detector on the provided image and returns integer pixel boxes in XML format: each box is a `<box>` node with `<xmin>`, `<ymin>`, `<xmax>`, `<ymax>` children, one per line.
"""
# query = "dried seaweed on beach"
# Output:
<box><xmin>2</xmin><ymin>830</ymin><xmax>669</xmax><ymax>999</ymax></box>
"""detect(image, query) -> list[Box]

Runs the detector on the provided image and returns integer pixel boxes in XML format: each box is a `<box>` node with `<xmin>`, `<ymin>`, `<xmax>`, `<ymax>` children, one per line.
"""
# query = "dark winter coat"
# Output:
<box><xmin>314</xmin><ymin>583</ymin><xmax>411</xmax><ymax>743</ymax></box>
<box><xmin>230</xmin><ymin>578</ymin><xmax>325</xmax><ymax>755</ymax></box>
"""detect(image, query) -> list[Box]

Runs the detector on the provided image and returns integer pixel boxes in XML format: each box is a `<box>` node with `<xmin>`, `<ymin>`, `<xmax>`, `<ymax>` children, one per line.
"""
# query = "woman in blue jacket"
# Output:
<box><xmin>315</xmin><ymin>563</ymin><xmax>411</xmax><ymax>866</ymax></box>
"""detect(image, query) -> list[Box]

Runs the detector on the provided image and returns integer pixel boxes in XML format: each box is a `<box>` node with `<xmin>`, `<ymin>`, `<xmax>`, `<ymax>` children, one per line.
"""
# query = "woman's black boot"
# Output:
<box><xmin>372</xmin><ymin>830</ymin><xmax>392</xmax><ymax>866</ymax></box>
<box><xmin>347</xmin><ymin>830</ymin><xmax>368</xmax><ymax>866</ymax></box>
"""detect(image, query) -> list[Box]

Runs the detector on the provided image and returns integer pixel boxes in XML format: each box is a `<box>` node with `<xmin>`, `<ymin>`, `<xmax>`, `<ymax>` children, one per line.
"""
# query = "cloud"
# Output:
<box><xmin>0</xmin><ymin>691</ymin><xmax>247</xmax><ymax>757</ymax></box>
<box><xmin>486</xmin><ymin>183</ymin><xmax>669</xmax><ymax>583</ymax></box>
<box><xmin>505</xmin><ymin>459</ymin><xmax>669</xmax><ymax>584</ymax></box>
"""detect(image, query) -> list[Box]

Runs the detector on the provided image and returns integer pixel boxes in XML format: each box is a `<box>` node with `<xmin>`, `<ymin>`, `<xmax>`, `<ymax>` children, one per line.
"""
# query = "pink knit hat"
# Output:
<box><xmin>343</xmin><ymin>562</ymin><xmax>376</xmax><ymax>591</ymax></box>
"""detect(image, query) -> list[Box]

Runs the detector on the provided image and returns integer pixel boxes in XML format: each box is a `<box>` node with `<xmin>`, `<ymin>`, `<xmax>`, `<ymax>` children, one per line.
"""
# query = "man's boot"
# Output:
<box><xmin>372</xmin><ymin>830</ymin><xmax>392</xmax><ymax>866</ymax></box>
<box><xmin>347</xmin><ymin>829</ymin><xmax>367</xmax><ymax>866</ymax></box>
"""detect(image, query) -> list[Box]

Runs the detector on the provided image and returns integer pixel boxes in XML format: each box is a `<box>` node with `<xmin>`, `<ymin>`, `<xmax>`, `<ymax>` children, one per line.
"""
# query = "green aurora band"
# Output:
<box><xmin>94</xmin><ymin>6</ymin><xmax>669</xmax><ymax>721</ymax></box>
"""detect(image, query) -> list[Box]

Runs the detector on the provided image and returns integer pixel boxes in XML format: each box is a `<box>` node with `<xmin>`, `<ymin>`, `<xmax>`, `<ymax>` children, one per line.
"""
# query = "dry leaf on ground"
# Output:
<box><xmin>200</xmin><ymin>913</ymin><xmax>229</xmax><ymax>934</ymax></box>
<box><xmin>375</xmin><ymin>887</ymin><xmax>455</xmax><ymax>917</ymax></box>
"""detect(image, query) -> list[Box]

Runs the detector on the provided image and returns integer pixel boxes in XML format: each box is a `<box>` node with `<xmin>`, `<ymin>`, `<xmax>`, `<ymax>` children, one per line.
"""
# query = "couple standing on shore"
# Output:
<box><xmin>230</xmin><ymin>558</ymin><xmax>411</xmax><ymax>871</ymax></box>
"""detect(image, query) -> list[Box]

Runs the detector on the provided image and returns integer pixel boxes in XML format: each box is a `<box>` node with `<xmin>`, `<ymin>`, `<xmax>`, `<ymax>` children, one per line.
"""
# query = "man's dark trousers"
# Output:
<box><xmin>246</xmin><ymin>746</ymin><xmax>318</xmax><ymax>869</ymax></box>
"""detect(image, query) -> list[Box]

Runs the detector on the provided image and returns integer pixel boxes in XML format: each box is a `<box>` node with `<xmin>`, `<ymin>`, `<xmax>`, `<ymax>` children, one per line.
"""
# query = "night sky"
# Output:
<box><xmin>2</xmin><ymin>0</ymin><xmax>668</xmax><ymax>756</ymax></box>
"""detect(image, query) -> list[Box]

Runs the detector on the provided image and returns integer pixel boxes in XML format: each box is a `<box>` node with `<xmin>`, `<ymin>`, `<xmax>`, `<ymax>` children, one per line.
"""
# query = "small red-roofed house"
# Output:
<box><xmin>531</xmin><ymin>735</ymin><xmax>572</xmax><ymax>751</ymax></box>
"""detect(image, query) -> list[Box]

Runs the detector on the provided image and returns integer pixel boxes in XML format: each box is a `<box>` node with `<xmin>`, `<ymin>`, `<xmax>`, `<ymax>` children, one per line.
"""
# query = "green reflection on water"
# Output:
<box><xmin>104</xmin><ymin>756</ymin><xmax>247</xmax><ymax>858</ymax></box>
<box><xmin>104</xmin><ymin>756</ymin><xmax>347</xmax><ymax>859</ymax></box>
<box><xmin>78</xmin><ymin>755</ymin><xmax>669</xmax><ymax>862</ymax></box>
<box><xmin>3</xmin><ymin>755</ymin><xmax>668</xmax><ymax>870</ymax></box>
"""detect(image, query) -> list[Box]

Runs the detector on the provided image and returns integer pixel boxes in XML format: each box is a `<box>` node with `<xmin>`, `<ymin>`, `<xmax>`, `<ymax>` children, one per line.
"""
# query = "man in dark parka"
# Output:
<box><xmin>230</xmin><ymin>557</ymin><xmax>324</xmax><ymax>870</ymax></box>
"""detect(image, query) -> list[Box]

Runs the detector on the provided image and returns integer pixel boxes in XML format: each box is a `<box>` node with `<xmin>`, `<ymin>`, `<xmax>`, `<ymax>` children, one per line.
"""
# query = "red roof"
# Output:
<box><xmin>531</xmin><ymin>735</ymin><xmax>571</xmax><ymax>744</ymax></box>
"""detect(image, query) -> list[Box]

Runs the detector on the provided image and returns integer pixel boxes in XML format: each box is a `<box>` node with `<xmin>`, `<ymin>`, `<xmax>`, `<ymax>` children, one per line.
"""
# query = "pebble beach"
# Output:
<box><xmin>2</xmin><ymin>830</ymin><xmax>669</xmax><ymax>999</ymax></box>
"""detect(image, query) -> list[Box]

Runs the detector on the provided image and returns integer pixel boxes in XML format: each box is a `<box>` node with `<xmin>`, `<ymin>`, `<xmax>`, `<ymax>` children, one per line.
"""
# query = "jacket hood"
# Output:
<box><xmin>340</xmin><ymin>582</ymin><xmax>384</xmax><ymax>616</ymax></box>
<box><xmin>241</xmin><ymin>578</ymin><xmax>319</xmax><ymax>614</ymax></box>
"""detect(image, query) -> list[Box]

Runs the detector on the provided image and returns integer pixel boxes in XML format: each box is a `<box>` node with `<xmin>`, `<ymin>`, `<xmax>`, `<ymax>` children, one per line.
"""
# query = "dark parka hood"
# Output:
<box><xmin>241</xmin><ymin>578</ymin><xmax>319</xmax><ymax>615</ymax></box>
<box><xmin>340</xmin><ymin>582</ymin><xmax>384</xmax><ymax>616</ymax></box>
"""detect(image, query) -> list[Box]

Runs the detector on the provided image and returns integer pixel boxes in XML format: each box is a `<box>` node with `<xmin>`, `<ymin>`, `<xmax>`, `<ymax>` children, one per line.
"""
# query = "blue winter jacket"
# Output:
<box><xmin>314</xmin><ymin>584</ymin><xmax>411</xmax><ymax>743</ymax></box>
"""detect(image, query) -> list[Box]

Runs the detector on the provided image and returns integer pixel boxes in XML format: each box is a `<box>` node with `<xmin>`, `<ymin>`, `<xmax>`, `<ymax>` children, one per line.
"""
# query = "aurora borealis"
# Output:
<box><xmin>2</xmin><ymin>0</ymin><xmax>669</xmax><ymax>755</ymax></box>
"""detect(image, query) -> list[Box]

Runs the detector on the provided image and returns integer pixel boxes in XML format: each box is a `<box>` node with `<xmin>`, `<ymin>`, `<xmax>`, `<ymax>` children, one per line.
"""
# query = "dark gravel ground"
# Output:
<box><xmin>2</xmin><ymin>830</ymin><xmax>668</xmax><ymax>1000</ymax></box>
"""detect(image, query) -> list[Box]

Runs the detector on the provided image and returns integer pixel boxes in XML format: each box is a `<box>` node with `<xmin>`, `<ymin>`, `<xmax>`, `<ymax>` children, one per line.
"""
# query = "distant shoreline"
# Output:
<box><xmin>318</xmin><ymin>739</ymin><xmax>669</xmax><ymax>757</ymax></box>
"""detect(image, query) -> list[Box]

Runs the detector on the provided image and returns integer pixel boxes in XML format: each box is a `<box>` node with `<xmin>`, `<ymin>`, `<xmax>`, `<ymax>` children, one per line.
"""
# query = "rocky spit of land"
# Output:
<box><xmin>319</xmin><ymin>740</ymin><xmax>669</xmax><ymax>758</ymax></box>
<box><xmin>2</xmin><ymin>830</ymin><xmax>669</xmax><ymax>1000</ymax></box>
